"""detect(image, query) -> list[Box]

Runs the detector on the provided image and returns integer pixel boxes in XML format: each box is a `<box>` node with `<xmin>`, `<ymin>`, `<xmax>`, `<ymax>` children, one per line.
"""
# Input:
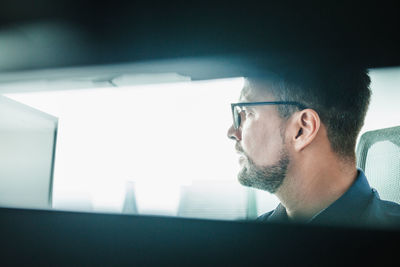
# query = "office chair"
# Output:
<box><xmin>356</xmin><ymin>126</ymin><xmax>400</xmax><ymax>204</ymax></box>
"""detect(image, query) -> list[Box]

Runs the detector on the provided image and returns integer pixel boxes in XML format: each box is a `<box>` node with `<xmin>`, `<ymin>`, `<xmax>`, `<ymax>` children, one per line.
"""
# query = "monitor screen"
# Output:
<box><xmin>0</xmin><ymin>95</ymin><xmax>57</xmax><ymax>209</ymax></box>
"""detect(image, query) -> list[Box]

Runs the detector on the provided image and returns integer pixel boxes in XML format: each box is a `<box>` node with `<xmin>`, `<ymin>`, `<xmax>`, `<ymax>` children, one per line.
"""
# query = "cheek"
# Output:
<box><xmin>242</xmin><ymin>123</ymin><xmax>284</xmax><ymax>166</ymax></box>
<box><xmin>241</xmin><ymin>125</ymin><xmax>268</xmax><ymax>162</ymax></box>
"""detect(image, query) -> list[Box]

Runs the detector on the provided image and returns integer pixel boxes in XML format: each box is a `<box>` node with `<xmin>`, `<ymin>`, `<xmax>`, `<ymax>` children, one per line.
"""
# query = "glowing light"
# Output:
<box><xmin>5</xmin><ymin>77</ymin><xmax>246</xmax><ymax>214</ymax></box>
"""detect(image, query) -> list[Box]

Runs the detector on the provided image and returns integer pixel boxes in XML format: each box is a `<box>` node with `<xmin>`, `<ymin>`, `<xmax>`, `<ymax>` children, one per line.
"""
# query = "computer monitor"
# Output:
<box><xmin>0</xmin><ymin>95</ymin><xmax>57</xmax><ymax>210</ymax></box>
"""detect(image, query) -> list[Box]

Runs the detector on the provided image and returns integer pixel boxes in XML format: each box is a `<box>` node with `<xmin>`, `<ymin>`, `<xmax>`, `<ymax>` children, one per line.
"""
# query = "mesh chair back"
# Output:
<box><xmin>356</xmin><ymin>126</ymin><xmax>400</xmax><ymax>204</ymax></box>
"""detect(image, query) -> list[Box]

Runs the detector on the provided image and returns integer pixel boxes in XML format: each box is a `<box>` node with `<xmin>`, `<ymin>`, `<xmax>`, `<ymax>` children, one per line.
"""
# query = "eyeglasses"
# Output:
<box><xmin>231</xmin><ymin>101</ymin><xmax>307</xmax><ymax>129</ymax></box>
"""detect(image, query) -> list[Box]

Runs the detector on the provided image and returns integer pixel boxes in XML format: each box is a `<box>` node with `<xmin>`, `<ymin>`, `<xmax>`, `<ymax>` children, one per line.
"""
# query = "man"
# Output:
<box><xmin>227</xmin><ymin>64</ymin><xmax>400</xmax><ymax>228</ymax></box>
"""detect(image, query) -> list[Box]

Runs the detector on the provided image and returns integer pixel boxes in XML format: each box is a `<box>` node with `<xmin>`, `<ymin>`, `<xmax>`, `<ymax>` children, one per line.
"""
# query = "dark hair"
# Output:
<box><xmin>247</xmin><ymin>64</ymin><xmax>371</xmax><ymax>160</ymax></box>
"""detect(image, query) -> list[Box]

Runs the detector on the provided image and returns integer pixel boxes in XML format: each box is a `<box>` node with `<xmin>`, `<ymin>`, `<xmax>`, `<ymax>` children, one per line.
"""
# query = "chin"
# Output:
<box><xmin>237</xmin><ymin>167</ymin><xmax>252</xmax><ymax>187</ymax></box>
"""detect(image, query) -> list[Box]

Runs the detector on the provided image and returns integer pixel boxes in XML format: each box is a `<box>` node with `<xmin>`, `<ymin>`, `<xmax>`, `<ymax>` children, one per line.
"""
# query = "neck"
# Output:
<box><xmin>275</xmin><ymin>152</ymin><xmax>358</xmax><ymax>221</ymax></box>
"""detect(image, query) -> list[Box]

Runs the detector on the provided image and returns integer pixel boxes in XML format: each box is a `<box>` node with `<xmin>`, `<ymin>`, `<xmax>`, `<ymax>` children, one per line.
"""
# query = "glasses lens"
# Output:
<box><xmin>234</xmin><ymin>107</ymin><xmax>241</xmax><ymax>129</ymax></box>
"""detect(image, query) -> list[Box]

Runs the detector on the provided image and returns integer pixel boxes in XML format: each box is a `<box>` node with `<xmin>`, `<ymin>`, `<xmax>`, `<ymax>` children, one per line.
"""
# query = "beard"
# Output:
<box><xmin>237</xmin><ymin>148</ymin><xmax>289</xmax><ymax>194</ymax></box>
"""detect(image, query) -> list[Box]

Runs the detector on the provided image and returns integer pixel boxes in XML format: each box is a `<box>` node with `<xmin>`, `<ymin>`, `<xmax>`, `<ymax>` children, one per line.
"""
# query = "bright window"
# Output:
<box><xmin>4</xmin><ymin>77</ymin><xmax>279</xmax><ymax>219</ymax></box>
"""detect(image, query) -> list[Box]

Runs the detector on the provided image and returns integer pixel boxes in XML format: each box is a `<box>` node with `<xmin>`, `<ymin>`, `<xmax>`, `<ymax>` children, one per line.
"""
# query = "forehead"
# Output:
<box><xmin>239</xmin><ymin>80</ymin><xmax>275</xmax><ymax>102</ymax></box>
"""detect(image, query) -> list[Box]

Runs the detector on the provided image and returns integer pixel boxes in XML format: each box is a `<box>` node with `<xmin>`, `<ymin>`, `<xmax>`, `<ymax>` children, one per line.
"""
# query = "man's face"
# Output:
<box><xmin>227</xmin><ymin>83</ymin><xmax>290</xmax><ymax>193</ymax></box>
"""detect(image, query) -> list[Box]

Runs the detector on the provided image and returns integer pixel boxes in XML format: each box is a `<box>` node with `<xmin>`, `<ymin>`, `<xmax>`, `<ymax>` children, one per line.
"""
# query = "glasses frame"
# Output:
<box><xmin>231</xmin><ymin>101</ymin><xmax>308</xmax><ymax>129</ymax></box>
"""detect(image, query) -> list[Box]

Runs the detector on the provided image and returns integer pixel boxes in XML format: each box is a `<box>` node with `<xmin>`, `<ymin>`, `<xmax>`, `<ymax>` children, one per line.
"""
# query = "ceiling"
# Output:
<box><xmin>0</xmin><ymin>0</ymin><xmax>399</xmax><ymax>75</ymax></box>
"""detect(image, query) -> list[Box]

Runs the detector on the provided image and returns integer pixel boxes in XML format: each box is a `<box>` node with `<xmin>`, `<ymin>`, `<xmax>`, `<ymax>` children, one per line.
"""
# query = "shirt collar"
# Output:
<box><xmin>310</xmin><ymin>169</ymin><xmax>373</xmax><ymax>225</ymax></box>
<box><xmin>267</xmin><ymin>202</ymin><xmax>289</xmax><ymax>223</ymax></box>
<box><xmin>267</xmin><ymin>170</ymin><xmax>374</xmax><ymax>225</ymax></box>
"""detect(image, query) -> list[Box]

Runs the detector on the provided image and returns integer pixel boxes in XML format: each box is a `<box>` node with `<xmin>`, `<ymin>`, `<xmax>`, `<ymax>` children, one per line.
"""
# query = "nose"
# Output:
<box><xmin>227</xmin><ymin>124</ymin><xmax>241</xmax><ymax>141</ymax></box>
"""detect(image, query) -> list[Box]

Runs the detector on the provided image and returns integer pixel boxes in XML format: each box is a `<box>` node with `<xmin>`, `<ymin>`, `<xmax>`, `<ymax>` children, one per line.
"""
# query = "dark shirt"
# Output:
<box><xmin>257</xmin><ymin>170</ymin><xmax>400</xmax><ymax>229</ymax></box>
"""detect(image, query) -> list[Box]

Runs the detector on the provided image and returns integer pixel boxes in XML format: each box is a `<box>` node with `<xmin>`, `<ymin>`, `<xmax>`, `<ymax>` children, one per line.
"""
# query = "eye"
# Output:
<box><xmin>238</xmin><ymin>110</ymin><xmax>245</xmax><ymax>119</ymax></box>
<box><xmin>243</xmin><ymin>109</ymin><xmax>254</xmax><ymax>116</ymax></box>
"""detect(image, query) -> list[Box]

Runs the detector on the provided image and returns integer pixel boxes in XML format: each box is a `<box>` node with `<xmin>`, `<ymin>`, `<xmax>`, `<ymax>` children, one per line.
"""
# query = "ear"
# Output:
<box><xmin>290</xmin><ymin>109</ymin><xmax>321</xmax><ymax>152</ymax></box>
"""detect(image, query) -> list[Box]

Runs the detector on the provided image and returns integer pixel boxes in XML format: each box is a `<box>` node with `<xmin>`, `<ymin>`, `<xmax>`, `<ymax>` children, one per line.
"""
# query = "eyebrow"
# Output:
<box><xmin>241</xmin><ymin>105</ymin><xmax>255</xmax><ymax>111</ymax></box>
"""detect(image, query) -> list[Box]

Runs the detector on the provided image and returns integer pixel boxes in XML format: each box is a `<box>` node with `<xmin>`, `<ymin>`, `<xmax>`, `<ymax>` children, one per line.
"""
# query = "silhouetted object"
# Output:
<box><xmin>122</xmin><ymin>181</ymin><xmax>138</xmax><ymax>214</ymax></box>
<box><xmin>177</xmin><ymin>180</ymin><xmax>256</xmax><ymax>220</ymax></box>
